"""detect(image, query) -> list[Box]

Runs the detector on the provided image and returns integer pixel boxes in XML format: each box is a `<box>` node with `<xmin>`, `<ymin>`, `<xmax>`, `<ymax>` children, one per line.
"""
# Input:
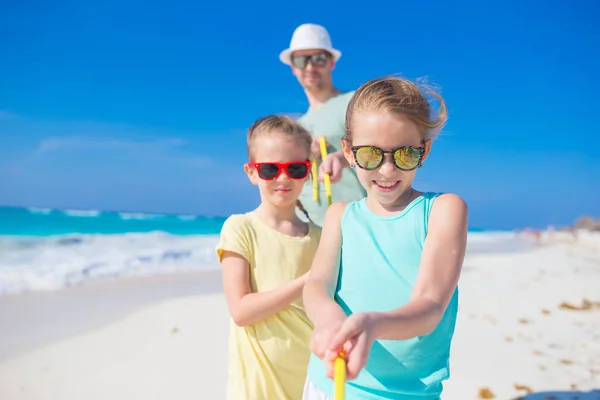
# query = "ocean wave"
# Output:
<box><xmin>26</xmin><ymin>207</ymin><xmax>53</xmax><ymax>214</ymax></box>
<box><xmin>0</xmin><ymin>232</ymin><xmax>221</xmax><ymax>295</ymax></box>
<box><xmin>62</xmin><ymin>209</ymin><xmax>102</xmax><ymax>217</ymax></box>
<box><xmin>118</xmin><ymin>212</ymin><xmax>167</xmax><ymax>220</ymax></box>
<box><xmin>176</xmin><ymin>214</ymin><xmax>198</xmax><ymax>221</ymax></box>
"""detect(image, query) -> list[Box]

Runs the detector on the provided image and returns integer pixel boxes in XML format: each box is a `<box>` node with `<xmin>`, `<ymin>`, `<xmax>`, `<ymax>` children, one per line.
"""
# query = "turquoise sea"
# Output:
<box><xmin>0</xmin><ymin>205</ymin><xmax>521</xmax><ymax>295</ymax></box>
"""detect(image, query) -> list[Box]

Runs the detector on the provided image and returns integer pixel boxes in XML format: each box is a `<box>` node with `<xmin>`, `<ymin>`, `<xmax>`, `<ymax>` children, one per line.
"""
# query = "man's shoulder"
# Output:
<box><xmin>329</xmin><ymin>90</ymin><xmax>355</xmax><ymax>107</ymax></box>
<box><xmin>338</xmin><ymin>90</ymin><xmax>357</xmax><ymax>99</ymax></box>
<box><xmin>298</xmin><ymin>90</ymin><xmax>356</xmax><ymax>121</ymax></box>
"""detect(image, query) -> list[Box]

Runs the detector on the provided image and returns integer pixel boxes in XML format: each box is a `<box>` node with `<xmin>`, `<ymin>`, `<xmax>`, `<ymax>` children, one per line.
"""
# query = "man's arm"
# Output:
<box><xmin>330</xmin><ymin>150</ymin><xmax>349</xmax><ymax>168</ymax></box>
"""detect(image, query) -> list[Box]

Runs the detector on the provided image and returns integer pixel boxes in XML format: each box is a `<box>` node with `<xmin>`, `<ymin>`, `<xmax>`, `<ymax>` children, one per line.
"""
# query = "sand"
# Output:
<box><xmin>1</xmin><ymin>232</ymin><xmax>599</xmax><ymax>400</ymax></box>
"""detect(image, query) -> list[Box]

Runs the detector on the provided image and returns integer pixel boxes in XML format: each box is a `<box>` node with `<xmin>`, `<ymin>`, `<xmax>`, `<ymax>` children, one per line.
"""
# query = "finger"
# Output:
<box><xmin>330</xmin><ymin>168</ymin><xmax>342</xmax><ymax>183</ymax></box>
<box><xmin>328</xmin><ymin>318</ymin><xmax>361</xmax><ymax>353</ymax></box>
<box><xmin>346</xmin><ymin>335</ymin><xmax>368</xmax><ymax>380</ymax></box>
<box><xmin>320</xmin><ymin>161</ymin><xmax>332</xmax><ymax>175</ymax></box>
<box><xmin>317</xmin><ymin>167</ymin><xmax>326</xmax><ymax>183</ymax></box>
<box><xmin>311</xmin><ymin>341</ymin><xmax>324</xmax><ymax>359</ymax></box>
<box><xmin>319</xmin><ymin>163</ymin><xmax>333</xmax><ymax>184</ymax></box>
<box><xmin>325</xmin><ymin>358</ymin><xmax>335</xmax><ymax>379</ymax></box>
<box><xmin>318</xmin><ymin>343</ymin><xmax>329</xmax><ymax>359</ymax></box>
<box><xmin>324</xmin><ymin>347</ymin><xmax>342</xmax><ymax>362</ymax></box>
<box><xmin>323</xmin><ymin>158</ymin><xmax>342</xmax><ymax>183</ymax></box>
<box><xmin>343</xmin><ymin>339</ymin><xmax>354</xmax><ymax>353</ymax></box>
<box><xmin>319</xmin><ymin>334</ymin><xmax>336</xmax><ymax>358</ymax></box>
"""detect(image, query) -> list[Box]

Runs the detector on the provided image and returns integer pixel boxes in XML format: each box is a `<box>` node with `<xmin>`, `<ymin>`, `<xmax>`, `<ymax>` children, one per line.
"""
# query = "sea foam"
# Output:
<box><xmin>0</xmin><ymin>232</ymin><xmax>220</xmax><ymax>295</ymax></box>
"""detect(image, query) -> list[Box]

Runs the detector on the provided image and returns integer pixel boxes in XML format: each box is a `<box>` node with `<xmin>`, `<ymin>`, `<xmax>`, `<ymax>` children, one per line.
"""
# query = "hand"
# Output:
<box><xmin>324</xmin><ymin>312</ymin><xmax>377</xmax><ymax>381</ymax></box>
<box><xmin>310</xmin><ymin>136</ymin><xmax>329</xmax><ymax>160</ymax></box>
<box><xmin>319</xmin><ymin>152</ymin><xmax>345</xmax><ymax>184</ymax></box>
<box><xmin>310</xmin><ymin>315</ymin><xmax>345</xmax><ymax>358</ymax></box>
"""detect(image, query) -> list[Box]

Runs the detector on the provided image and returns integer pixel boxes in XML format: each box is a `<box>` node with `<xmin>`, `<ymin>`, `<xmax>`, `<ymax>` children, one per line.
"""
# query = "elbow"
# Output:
<box><xmin>421</xmin><ymin>303</ymin><xmax>445</xmax><ymax>335</ymax></box>
<box><xmin>231</xmin><ymin>313</ymin><xmax>251</xmax><ymax>327</ymax></box>
<box><xmin>230</xmin><ymin>304</ymin><xmax>253</xmax><ymax>327</ymax></box>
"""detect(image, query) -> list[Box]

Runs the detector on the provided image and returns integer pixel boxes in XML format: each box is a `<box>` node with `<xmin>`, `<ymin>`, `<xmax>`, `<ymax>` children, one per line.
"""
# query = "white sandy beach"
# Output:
<box><xmin>1</xmin><ymin>232</ymin><xmax>599</xmax><ymax>400</ymax></box>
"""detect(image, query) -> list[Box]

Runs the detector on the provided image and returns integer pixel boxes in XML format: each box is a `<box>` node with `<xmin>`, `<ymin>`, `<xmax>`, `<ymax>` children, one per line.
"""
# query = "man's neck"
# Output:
<box><xmin>305</xmin><ymin>86</ymin><xmax>341</xmax><ymax>111</ymax></box>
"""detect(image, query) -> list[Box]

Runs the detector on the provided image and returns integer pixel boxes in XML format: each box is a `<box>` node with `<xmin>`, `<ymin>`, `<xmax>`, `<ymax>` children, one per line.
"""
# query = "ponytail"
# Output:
<box><xmin>296</xmin><ymin>200</ymin><xmax>313</xmax><ymax>224</ymax></box>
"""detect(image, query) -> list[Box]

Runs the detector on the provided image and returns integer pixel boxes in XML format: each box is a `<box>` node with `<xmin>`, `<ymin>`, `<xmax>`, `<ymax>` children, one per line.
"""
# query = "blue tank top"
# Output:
<box><xmin>306</xmin><ymin>192</ymin><xmax>459</xmax><ymax>400</ymax></box>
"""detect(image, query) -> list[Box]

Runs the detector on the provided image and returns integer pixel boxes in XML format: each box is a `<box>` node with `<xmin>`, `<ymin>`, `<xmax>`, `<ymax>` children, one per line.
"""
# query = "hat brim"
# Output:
<box><xmin>279</xmin><ymin>47</ymin><xmax>342</xmax><ymax>66</ymax></box>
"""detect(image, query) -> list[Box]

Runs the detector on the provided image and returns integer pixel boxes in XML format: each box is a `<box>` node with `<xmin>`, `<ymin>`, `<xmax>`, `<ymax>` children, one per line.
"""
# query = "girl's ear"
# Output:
<box><xmin>420</xmin><ymin>139</ymin><xmax>433</xmax><ymax>165</ymax></box>
<box><xmin>244</xmin><ymin>163</ymin><xmax>258</xmax><ymax>186</ymax></box>
<box><xmin>341</xmin><ymin>138</ymin><xmax>354</xmax><ymax>166</ymax></box>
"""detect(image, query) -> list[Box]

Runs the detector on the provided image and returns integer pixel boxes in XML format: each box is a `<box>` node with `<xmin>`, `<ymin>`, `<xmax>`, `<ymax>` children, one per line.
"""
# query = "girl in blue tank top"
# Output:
<box><xmin>301</xmin><ymin>76</ymin><xmax>468</xmax><ymax>400</ymax></box>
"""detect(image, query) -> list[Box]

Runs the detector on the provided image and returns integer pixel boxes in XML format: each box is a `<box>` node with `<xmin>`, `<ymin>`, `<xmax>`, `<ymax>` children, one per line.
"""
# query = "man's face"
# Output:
<box><xmin>290</xmin><ymin>49</ymin><xmax>334</xmax><ymax>91</ymax></box>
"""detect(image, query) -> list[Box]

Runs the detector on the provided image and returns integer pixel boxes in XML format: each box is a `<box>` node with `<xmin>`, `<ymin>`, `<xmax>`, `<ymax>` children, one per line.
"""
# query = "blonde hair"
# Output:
<box><xmin>246</xmin><ymin>114</ymin><xmax>313</xmax><ymax>223</ymax></box>
<box><xmin>345</xmin><ymin>75</ymin><xmax>448</xmax><ymax>142</ymax></box>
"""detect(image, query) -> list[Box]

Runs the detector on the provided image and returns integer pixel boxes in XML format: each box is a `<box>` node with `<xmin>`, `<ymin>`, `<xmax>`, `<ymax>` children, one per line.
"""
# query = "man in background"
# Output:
<box><xmin>279</xmin><ymin>23</ymin><xmax>366</xmax><ymax>227</ymax></box>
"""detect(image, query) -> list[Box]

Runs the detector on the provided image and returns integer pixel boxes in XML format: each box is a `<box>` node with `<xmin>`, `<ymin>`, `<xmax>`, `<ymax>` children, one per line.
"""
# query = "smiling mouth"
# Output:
<box><xmin>373</xmin><ymin>180</ymin><xmax>400</xmax><ymax>192</ymax></box>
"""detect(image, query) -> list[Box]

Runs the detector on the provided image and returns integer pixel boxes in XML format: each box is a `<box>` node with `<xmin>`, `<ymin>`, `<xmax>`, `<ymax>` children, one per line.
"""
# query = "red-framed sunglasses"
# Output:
<box><xmin>249</xmin><ymin>161</ymin><xmax>311</xmax><ymax>180</ymax></box>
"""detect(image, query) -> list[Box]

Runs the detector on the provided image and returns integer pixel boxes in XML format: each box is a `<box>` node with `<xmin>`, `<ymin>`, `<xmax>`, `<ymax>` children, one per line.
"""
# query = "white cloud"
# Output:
<box><xmin>35</xmin><ymin>136</ymin><xmax>186</xmax><ymax>154</ymax></box>
<box><xmin>31</xmin><ymin>135</ymin><xmax>217</xmax><ymax>170</ymax></box>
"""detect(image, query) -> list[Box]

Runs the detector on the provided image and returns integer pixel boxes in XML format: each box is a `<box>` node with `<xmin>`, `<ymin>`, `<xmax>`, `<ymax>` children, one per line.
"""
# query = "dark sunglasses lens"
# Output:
<box><xmin>355</xmin><ymin>147</ymin><xmax>383</xmax><ymax>169</ymax></box>
<box><xmin>292</xmin><ymin>53</ymin><xmax>328</xmax><ymax>68</ymax></box>
<box><xmin>257</xmin><ymin>164</ymin><xmax>280</xmax><ymax>179</ymax></box>
<box><xmin>291</xmin><ymin>55</ymin><xmax>307</xmax><ymax>68</ymax></box>
<box><xmin>394</xmin><ymin>147</ymin><xmax>422</xmax><ymax>170</ymax></box>
<box><xmin>311</xmin><ymin>53</ymin><xmax>328</xmax><ymax>66</ymax></box>
<box><xmin>286</xmin><ymin>163</ymin><xmax>308</xmax><ymax>179</ymax></box>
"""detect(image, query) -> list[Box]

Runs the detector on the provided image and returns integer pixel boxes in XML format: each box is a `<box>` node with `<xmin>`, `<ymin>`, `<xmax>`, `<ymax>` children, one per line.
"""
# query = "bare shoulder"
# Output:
<box><xmin>322</xmin><ymin>201</ymin><xmax>348</xmax><ymax>227</ymax></box>
<box><xmin>432</xmin><ymin>193</ymin><xmax>468</xmax><ymax>214</ymax></box>
<box><xmin>327</xmin><ymin>201</ymin><xmax>348</xmax><ymax>215</ymax></box>
<box><xmin>428</xmin><ymin>193</ymin><xmax>468</xmax><ymax>231</ymax></box>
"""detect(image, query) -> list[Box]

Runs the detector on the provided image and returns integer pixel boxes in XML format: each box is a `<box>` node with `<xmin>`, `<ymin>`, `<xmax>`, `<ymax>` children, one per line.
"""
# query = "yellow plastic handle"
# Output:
<box><xmin>334</xmin><ymin>351</ymin><xmax>346</xmax><ymax>400</ymax></box>
<box><xmin>319</xmin><ymin>137</ymin><xmax>332</xmax><ymax>206</ymax></box>
<box><xmin>311</xmin><ymin>157</ymin><xmax>319</xmax><ymax>201</ymax></box>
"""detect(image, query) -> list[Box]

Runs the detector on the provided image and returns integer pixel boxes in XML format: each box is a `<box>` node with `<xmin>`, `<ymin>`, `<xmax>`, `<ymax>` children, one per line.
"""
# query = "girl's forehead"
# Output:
<box><xmin>252</xmin><ymin>135</ymin><xmax>308</xmax><ymax>159</ymax></box>
<box><xmin>351</xmin><ymin>113</ymin><xmax>423</xmax><ymax>146</ymax></box>
<box><xmin>253</xmin><ymin>134</ymin><xmax>302</xmax><ymax>148</ymax></box>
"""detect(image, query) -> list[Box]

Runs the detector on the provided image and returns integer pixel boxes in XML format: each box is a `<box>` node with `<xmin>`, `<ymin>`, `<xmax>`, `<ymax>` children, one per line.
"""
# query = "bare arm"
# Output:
<box><xmin>221</xmin><ymin>251</ymin><xmax>308</xmax><ymax>327</ymax></box>
<box><xmin>369</xmin><ymin>194</ymin><xmax>468</xmax><ymax>340</ymax></box>
<box><xmin>303</xmin><ymin>202</ymin><xmax>348</xmax><ymax>327</ymax></box>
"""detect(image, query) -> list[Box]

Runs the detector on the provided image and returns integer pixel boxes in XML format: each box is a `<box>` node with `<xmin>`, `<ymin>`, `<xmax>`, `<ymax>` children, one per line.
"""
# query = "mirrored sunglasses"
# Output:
<box><xmin>350</xmin><ymin>145</ymin><xmax>425</xmax><ymax>171</ymax></box>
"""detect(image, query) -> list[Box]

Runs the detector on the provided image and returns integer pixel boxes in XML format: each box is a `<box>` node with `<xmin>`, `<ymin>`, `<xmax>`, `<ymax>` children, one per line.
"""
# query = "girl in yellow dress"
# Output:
<box><xmin>216</xmin><ymin>115</ymin><xmax>322</xmax><ymax>399</ymax></box>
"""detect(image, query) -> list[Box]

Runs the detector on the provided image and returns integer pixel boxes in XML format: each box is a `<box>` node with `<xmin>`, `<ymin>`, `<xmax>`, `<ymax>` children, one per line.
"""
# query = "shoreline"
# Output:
<box><xmin>0</xmin><ymin>231</ymin><xmax>536</xmax><ymax>297</ymax></box>
<box><xmin>0</xmin><ymin>269</ymin><xmax>222</xmax><ymax>362</ymax></box>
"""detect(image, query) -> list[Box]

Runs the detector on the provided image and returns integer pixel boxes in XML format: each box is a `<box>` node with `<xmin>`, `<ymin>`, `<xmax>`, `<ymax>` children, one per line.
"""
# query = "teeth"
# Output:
<box><xmin>375</xmin><ymin>181</ymin><xmax>397</xmax><ymax>188</ymax></box>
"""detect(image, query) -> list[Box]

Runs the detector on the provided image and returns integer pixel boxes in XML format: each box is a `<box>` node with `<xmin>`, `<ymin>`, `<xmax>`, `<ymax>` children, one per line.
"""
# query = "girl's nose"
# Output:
<box><xmin>276</xmin><ymin>170</ymin><xmax>291</xmax><ymax>182</ymax></box>
<box><xmin>378</xmin><ymin>155</ymin><xmax>397</xmax><ymax>177</ymax></box>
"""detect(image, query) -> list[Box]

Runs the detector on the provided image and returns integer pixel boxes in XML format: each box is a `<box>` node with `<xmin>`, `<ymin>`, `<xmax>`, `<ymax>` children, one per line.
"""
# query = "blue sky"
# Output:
<box><xmin>1</xmin><ymin>0</ymin><xmax>598</xmax><ymax>230</ymax></box>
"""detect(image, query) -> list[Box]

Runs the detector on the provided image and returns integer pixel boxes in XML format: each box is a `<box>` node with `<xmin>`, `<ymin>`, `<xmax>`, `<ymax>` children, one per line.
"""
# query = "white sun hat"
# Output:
<box><xmin>279</xmin><ymin>23</ymin><xmax>342</xmax><ymax>66</ymax></box>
